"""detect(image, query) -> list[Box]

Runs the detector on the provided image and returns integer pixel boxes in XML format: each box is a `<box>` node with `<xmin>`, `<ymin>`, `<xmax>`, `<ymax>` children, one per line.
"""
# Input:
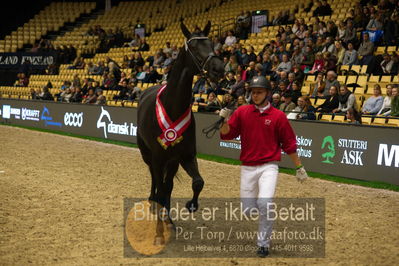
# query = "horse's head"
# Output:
<box><xmin>181</xmin><ymin>21</ymin><xmax>224</xmax><ymax>83</ymax></box>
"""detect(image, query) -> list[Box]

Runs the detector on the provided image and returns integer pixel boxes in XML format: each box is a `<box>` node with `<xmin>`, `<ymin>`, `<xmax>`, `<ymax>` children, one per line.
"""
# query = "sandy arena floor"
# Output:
<box><xmin>0</xmin><ymin>125</ymin><xmax>398</xmax><ymax>265</ymax></box>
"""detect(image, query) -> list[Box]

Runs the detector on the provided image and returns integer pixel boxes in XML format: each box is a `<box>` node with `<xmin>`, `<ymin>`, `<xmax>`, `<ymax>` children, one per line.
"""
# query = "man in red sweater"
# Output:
<box><xmin>219</xmin><ymin>76</ymin><xmax>308</xmax><ymax>257</ymax></box>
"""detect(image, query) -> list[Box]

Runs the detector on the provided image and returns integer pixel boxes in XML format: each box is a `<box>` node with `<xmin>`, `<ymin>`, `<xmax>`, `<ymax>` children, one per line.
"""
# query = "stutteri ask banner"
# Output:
<box><xmin>0</xmin><ymin>98</ymin><xmax>398</xmax><ymax>185</ymax></box>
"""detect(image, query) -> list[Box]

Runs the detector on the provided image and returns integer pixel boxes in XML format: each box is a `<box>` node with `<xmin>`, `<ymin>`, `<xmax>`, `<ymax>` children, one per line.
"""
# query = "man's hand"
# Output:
<box><xmin>219</xmin><ymin>108</ymin><xmax>233</xmax><ymax>121</ymax></box>
<box><xmin>296</xmin><ymin>166</ymin><xmax>308</xmax><ymax>183</ymax></box>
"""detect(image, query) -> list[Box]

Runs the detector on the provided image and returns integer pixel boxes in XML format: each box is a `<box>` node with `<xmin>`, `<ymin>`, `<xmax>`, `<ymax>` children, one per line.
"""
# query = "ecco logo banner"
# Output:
<box><xmin>64</xmin><ymin>112</ymin><xmax>83</xmax><ymax>127</ymax></box>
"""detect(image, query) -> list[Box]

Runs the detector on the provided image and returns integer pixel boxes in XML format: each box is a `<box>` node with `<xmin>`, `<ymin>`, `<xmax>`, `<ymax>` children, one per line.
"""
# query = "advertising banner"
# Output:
<box><xmin>0</xmin><ymin>52</ymin><xmax>58</xmax><ymax>69</ymax></box>
<box><xmin>1</xmin><ymin>99</ymin><xmax>398</xmax><ymax>185</ymax></box>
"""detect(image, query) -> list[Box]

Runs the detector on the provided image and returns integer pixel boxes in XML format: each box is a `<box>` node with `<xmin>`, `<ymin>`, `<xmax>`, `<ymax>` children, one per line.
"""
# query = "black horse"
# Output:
<box><xmin>137</xmin><ymin>21</ymin><xmax>224</xmax><ymax>234</ymax></box>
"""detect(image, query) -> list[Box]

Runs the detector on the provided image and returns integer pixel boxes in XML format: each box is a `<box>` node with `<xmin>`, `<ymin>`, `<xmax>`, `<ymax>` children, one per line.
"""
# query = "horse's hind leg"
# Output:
<box><xmin>180</xmin><ymin>156</ymin><xmax>204</xmax><ymax>212</ymax></box>
<box><xmin>150</xmin><ymin>159</ymin><xmax>168</xmax><ymax>245</ymax></box>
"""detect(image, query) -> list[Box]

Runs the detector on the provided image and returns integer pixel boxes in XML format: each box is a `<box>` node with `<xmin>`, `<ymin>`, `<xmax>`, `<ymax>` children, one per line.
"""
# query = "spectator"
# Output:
<box><xmin>366</xmin><ymin>13</ymin><xmax>384</xmax><ymax>31</ymax></box>
<box><xmin>229</xmin><ymin>73</ymin><xmax>245</xmax><ymax>98</ymax></box>
<box><xmin>312</xmin><ymin>72</ymin><xmax>326</xmax><ymax>97</ymax></box>
<box><xmin>70</xmin><ymin>87</ymin><xmax>83</xmax><ymax>103</ymax></box>
<box><xmin>121</xmin><ymin>55</ymin><xmax>130</xmax><ymax>69</ymax></box>
<box><xmin>301</xmin><ymin>46</ymin><xmax>315</xmax><ymax>72</ymax></box>
<box><xmin>196</xmin><ymin>92</ymin><xmax>221</xmax><ymax>113</ymax></box>
<box><xmin>248</xmin><ymin>46</ymin><xmax>257</xmax><ymax>63</ymax></box>
<box><xmin>336</xmin><ymin>21</ymin><xmax>346</xmax><ymax>40</ymax></box>
<box><xmin>135</xmin><ymin>38</ymin><xmax>150</xmax><ymax>52</ymax></box>
<box><xmin>103</xmin><ymin>73</ymin><xmax>116</xmax><ymax>90</ymax></box>
<box><xmin>90</xmin><ymin>61</ymin><xmax>105</xmax><ymax>75</ymax></box>
<box><xmin>235</xmin><ymin>95</ymin><xmax>248</xmax><ymax>108</ymax></box>
<box><xmin>245</xmin><ymin>62</ymin><xmax>257</xmax><ymax>81</ymax></box>
<box><xmin>271</xmin><ymin>93</ymin><xmax>281</xmax><ymax>108</ymax></box>
<box><xmin>241</xmin><ymin>47</ymin><xmax>250</xmax><ymax>66</ymax></box>
<box><xmin>163</xmin><ymin>42</ymin><xmax>172</xmax><ymax>54</ymax></box>
<box><xmin>326</xmin><ymin>21</ymin><xmax>338</xmax><ymax>39</ymax></box>
<box><xmin>288</xmin><ymin>96</ymin><xmax>316</xmax><ymax>120</ymax></box>
<box><xmin>41</xmin><ymin>86</ymin><xmax>54</xmax><ymax>101</ymax></box>
<box><xmin>128</xmin><ymin>81</ymin><xmax>142</xmax><ymax>101</ymax></box>
<box><xmin>291</xmin><ymin>47</ymin><xmax>303</xmax><ymax>66</ymax></box>
<box><xmin>243</xmin><ymin>82</ymin><xmax>252</xmax><ymax>103</ymax></box>
<box><xmin>324</xmin><ymin>71</ymin><xmax>340</xmax><ymax>97</ymax></box>
<box><xmin>279</xmin><ymin>93</ymin><xmax>296</xmax><ymax>113</ymax></box>
<box><xmin>276</xmin><ymin>54</ymin><xmax>292</xmax><ymax>75</ymax></box>
<box><xmin>342</xmin><ymin>42</ymin><xmax>359</xmax><ymax>66</ymax></box>
<box><xmin>115</xmin><ymin>80</ymin><xmax>129</xmax><ymax>101</ymax></box>
<box><xmin>225</xmin><ymin>55</ymin><xmax>238</xmax><ymax>73</ymax></box>
<box><xmin>82</xmin><ymin>89</ymin><xmax>97</xmax><ymax>104</ymax></box>
<box><xmin>291</xmin><ymin>81</ymin><xmax>302</xmax><ymax>104</ymax></box>
<box><xmin>321</xmin><ymin>0</ymin><xmax>332</xmax><ymax>15</ymax></box>
<box><xmin>261</xmin><ymin>53</ymin><xmax>273</xmax><ymax>75</ymax></box>
<box><xmin>216</xmin><ymin>72</ymin><xmax>235</xmax><ymax>95</ymax></box>
<box><xmin>127</xmin><ymin>34</ymin><xmax>141</xmax><ymax>48</ymax></box>
<box><xmin>362</xmin><ymin>84</ymin><xmax>384</xmax><ymax>115</ymax></box>
<box><xmin>335</xmin><ymin>41</ymin><xmax>346</xmax><ymax>66</ymax></box>
<box><xmin>380</xmin><ymin>54</ymin><xmax>394</xmax><ymax>74</ymax></box>
<box><xmin>30</xmin><ymin>88</ymin><xmax>37</xmax><ymax>99</ymax></box>
<box><xmin>129</xmin><ymin>52</ymin><xmax>145</xmax><ymax>70</ymax></box>
<box><xmin>390</xmin><ymin>87</ymin><xmax>399</xmax><ymax>117</ymax></box>
<box><xmin>358</xmin><ymin>32</ymin><xmax>374</xmax><ymax>65</ymax></box>
<box><xmin>323</xmin><ymin>52</ymin><xmax>337</xmax><ymax>72</ymax></box>
<box><xmin>377</xmin><ymin>84</ymin><xmax>393</xmax><ymax>115</ymax></box>
<box><xmin>171</xmin><ymin>44</ymin><xmax>179</xmax><ymax>60</ymax></box>
<box><xmin>60</xmin><ymin>88</ymin><xmax>73</xmax><ymax>103</ymax></box>
<box><xmin>292</xmin><ymin>64</ymin><xmax>305</xmax><ymax>83</ymax></box>
<box><xmin>15</xmin><ymin>73</ymin><xmax>29</xmax><ymax>87</ymax></box>
<box><xmin>308</xmin><ymin>52</ymin><xmax>325</xmax><ymax>74</ymax></box>
<box><xmin>153</xmin><ymin>51</ymin><xmax>165</xmax><ymax>69</ymax></box>
<box><xmin>333</xmin><ymin>85</ymin><xmax>358</xmax><ymax>113</ymax></box>
<box><xmin>286</xmin><ymin>73</ymin><xmax>296</xmax><ymax>91</ymax></box>
<box><xmin>72</xmin><ymin>74</ymin><xmax>81</xmax><ymax>88</ymax></box>
<box><xmin>220</xmin><ymin>93</ymin><xmax>235</xmax><ymax>109</ymax></box>
<box><xmin>143</xmin><ymin>66</ymin><xmax>161</xmax><ymax>83</ymax></box>
<box><xmin>346</xmin><ymin>108</ymin><xmax>362</xmax><ymax>124</ymax></box>
<box><xmin>108</xmin><ymin>61</ymin><xmax>121</xmax><ymax>81</ymax></box>
<box><xmin>135</xmin><ymin>66</ymin><xmax>147</xmax><ymax>83</ymax></box>
<box><xmin>316</xmin><ymin>85</ymin><xmax>339</xmax><ymax>113</ymax></box>
<box><xmin>236</xmin><ymin>11</ymin><xmax>251</xmax><ymax>39</ymax></box>
<box><xmin>162</xmin><ymin>52</ymin><xmax>173</xmax><ymax>69</ymax></box>
<box><xmin>118</xmin><ymin>72</ymin><xmax>129</xmax><ymax>86</ymax></box>
<box><xmin>95</xmin><ymin>89</ymin><xmax>106</xmax><ymax>105</ymax></box>
<box><xmin>68</xmin><ymin>57</ymin><xmax>85</xmax><ymax>69</ymax></box>
<box><xmin>342</xmin><ymin>20</ymin><xmax>357</xmax><ymax>45</ymax></box>
<box><xmin>224</xmin><ymin>30</ymin><xmax>237</xmax><ymax>46</ymax></box>
<box><xmin>212</xmin><ymin>37</ymin><xmax>222</xmax><ymax>52</ymax></box>
<box><xmin>321</xmin><ymin>37</ymin><xmax>335</xmax><ymax>54</ymax></box>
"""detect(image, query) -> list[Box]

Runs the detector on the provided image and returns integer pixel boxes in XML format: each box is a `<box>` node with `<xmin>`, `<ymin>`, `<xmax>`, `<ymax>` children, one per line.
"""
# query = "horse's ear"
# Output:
<box><xmin>203</xmin><ymin>21</ymin><xmax>211</xmax><ymax>36</ymax></box>
<box><xmin>180</xmin><ymin>22</ymin><xmax>191</xmax><ymax>39</ymax></box>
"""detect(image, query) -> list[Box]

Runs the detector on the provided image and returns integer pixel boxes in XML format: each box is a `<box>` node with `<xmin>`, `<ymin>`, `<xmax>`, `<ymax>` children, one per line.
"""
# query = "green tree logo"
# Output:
<box><xmin>321</xmin><ymin>136</ymin><xmax>335</xmax><ymax>164</ymax></box>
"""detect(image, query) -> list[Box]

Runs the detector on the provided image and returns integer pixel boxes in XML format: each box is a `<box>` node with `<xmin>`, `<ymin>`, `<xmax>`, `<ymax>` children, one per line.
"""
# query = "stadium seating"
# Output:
<box><xmin>0</xmin><ymin>2</ymin><xmax>96</xmax><ymax>53</ymax></box>
<box><xmin>0</xmin><ymin>0</ymin><xmax>398</xmax><ymax>127</ymax></box>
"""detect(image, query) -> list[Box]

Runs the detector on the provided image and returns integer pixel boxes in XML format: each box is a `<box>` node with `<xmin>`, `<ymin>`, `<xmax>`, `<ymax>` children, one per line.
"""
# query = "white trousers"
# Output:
<box><xmin>240</xmin><ymin>162</ymin><xmax>279</xmax><ymax>248</ymax></box>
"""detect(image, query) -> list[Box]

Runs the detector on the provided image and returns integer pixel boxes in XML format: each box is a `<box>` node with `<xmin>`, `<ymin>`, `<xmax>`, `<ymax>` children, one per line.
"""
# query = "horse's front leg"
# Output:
<box><xmin>180</xmin><ymin>156</ymin><xmax>204</xmax><ymax>212</ymax></box>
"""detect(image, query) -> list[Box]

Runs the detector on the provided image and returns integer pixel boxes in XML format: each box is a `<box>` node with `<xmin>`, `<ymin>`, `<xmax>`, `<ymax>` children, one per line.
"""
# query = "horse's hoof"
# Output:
<box><xmin>186</xmin><ymin>200</ymin><xmax>198</xmax><ymax>213</ymax></box>
<box><xmin>154</xmin><ymin>236</ymin><xmax>165</xmax><ymax>246</ymax></box>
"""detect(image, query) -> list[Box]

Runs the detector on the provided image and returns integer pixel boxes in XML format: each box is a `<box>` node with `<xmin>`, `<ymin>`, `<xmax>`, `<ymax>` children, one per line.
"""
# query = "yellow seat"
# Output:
<box><xmin>319</xmin><ymin>114</ymin><xmax>332</xmax><ymax>122</ymax></box>
<box><xmin>371</xmin><ymin>117</ymin><xmax>387</xmax><ymax>126</ymax></box>
<box><xmin>332</xmin><ymin>115</ymin><xmax>346</xmax><ymax>123</ymax></box>
<box><xmin>361</xmin><ymin>116</ymin><xmax>373</xmax><ymax>125</ymax></box>
<box><xmin>386</xmin><ymin>118</ymin><xmax>399</xmax><ymax>127</ymax></box>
